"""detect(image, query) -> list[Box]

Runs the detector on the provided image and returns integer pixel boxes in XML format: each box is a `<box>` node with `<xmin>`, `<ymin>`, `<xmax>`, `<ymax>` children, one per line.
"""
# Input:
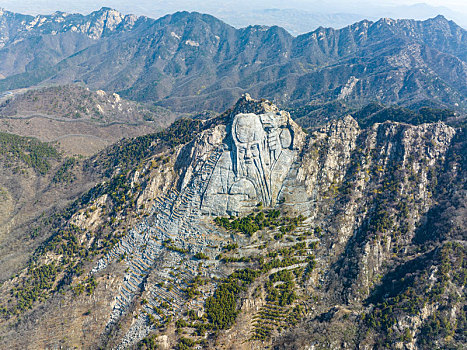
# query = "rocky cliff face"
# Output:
<box><xmin>0</xmin><ymin>96</ymin><xmax>464</xmax><ymax>349</ymax></box>
<box><xmin>0</xmin><ymin>7</ymin><xmax>138</xmax><ymax>46</ymax></box>
<box><xmin>0</xmin><ymin>7</ymin><xmax>140</xmax><ymax>76</ymax></box>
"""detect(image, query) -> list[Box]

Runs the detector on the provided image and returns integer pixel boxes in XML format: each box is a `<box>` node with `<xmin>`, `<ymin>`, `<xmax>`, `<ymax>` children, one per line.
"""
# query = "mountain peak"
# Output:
<box><xmin>95</xmin><ymin>7</ymin><xmax>117</xmax><ymax>14</ymax></box>
<box><xmin>89</xmin><ymin>7</ymin><xmax>123</xmax><ymax>18</ymax></box>
<box><xmin>432</xmin><ymin>14</ymin><xmax>448</xmax><ymax>21</ymax></box>
<box><xmin>228</xmin><ymin>94</ymin><xmax>281</xmax><ymax>118</ymax></box>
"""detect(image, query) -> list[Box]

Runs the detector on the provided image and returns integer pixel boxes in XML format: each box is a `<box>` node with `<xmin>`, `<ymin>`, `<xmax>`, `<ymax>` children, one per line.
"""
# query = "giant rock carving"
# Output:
<box><xmin>92</xmin><ymin>104</ymin><xmax>302</xmax><ymax>348</ymax></box>
<box><xmin>201</xmin><ymin>111</ymin><xmax>296</xmax><ymax>215</ymax></box>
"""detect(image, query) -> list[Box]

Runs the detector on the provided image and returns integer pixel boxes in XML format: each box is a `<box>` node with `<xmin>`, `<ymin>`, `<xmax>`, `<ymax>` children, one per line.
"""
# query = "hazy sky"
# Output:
<box><xmin>0</xmin><ymin>0</ymin><xmax>465</xmax><ymax>14</ymax></box>
<box><xmin>0</xmin><ymin>0</ymin><xmax>465</xmax><ymax>30</ymax></box>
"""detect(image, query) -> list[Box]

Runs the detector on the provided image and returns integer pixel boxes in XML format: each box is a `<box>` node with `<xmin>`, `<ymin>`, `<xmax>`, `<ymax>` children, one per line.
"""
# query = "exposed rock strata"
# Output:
<box><xmin>0</xmin><ymin>96</ymin><xmax>464</xmax><ymax>350</ymax></box>
<box><xmin>87</xmin><ymin>96</ymin><xmax>460</xmax><ymax>348</ymax></box>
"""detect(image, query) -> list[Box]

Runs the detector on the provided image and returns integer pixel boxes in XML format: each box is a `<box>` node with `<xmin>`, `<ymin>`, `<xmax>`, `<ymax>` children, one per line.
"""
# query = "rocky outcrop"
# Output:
<box><xmin>0</xmin><ymin>7</ymin><xmax>137</xmax><ymax>45</ymax></box>
<box><xmin>85</xmin><ymin>96</ymin><xmax>460</xmax><ymax>349</ymax></box>
<box><xmin>0</xmin><ymin>7</ymin><xmax>140</xmax><ymax>77</ymax></box>
<box><xmin>0</xmin><ymin>96</ymin><xmax>464</xmax><ymax>350</ymax></box>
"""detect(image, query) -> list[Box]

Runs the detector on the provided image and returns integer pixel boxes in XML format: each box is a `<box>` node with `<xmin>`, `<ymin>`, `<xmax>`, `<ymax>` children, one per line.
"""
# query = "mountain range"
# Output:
<box><xmin>0</xmin><ymin>7</ymin><xmax>465</xmax><ymax>128</ymax></box>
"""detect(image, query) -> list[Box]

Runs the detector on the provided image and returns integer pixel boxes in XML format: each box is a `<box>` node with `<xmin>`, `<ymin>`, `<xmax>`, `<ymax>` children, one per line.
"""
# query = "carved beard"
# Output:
<box><xmin>238</xmin><ymin>148</ymin><xmax>271</xmax><ymax>205</ymax></box>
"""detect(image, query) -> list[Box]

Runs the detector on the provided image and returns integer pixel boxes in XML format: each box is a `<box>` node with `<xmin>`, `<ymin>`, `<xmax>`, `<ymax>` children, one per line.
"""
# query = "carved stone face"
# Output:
<box><xmin>201</xmin><ymin>111</ymin><xmax>297</xmax><ymax>215</ymax></box>
<box><xmin>231</xmin><ymin>113</ymin><xmax>270</xmax><ymax>203</ymax></box>
<box><xmin>233</xmin><ymin>113</ymin><xmax>266</xmax><ymax>177</ymax></box>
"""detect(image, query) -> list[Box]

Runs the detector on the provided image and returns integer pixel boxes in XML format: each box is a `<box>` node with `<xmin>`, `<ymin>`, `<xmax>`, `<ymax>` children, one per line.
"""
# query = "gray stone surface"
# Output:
<box><xmin>201</xmin><ymin>110</ymin><xmax>301</xmax><ymax>215</ymax></box>
<box><xmin>91</xmin><ymin>99</ymin><xmax>308</xmax><ymax>348</ymax></box>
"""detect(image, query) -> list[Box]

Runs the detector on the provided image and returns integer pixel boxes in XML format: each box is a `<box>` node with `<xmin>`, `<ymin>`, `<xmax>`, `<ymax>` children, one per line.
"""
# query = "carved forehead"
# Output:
<box><xmin>233</xmin><ymin>113</ymin><xmax>264</xmax><ymax>143</ymax></box>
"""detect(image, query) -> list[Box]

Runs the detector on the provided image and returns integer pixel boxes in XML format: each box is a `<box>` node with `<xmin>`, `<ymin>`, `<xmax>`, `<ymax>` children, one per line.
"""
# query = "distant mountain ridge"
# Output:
<box><xmin>0</xmin><ymin>8</ymin><xmax>465</xmax><ymax>125</ymax></box>
<box><xmin>0</xmin><ymin>7</ymin><xmax>144</xmax><ymax>77</ymax></box>
<box><xmin>0</xmin><ymin>7</ymin><xmax>138</xmax><ymax>44</ymax></box>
